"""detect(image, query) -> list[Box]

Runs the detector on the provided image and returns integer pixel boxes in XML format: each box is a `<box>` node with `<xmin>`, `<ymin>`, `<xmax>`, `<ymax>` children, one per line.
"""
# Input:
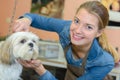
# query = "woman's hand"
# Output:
<box><xmin>17</xmin><ymin>59</ymin><xmax>46</xmax><ymax>76</ymax></box>
<box><xmin>13</xmin><ymin>18</ymin><xmax>31</xmax><ymax>32</ymax></box>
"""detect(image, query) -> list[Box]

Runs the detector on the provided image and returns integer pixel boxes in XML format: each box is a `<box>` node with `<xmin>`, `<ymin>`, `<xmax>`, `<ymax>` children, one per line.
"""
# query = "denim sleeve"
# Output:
<box><xmin>38</xmin><ymin>70</ymin><xmax>58</xmax><ymax>80</ymax></box>
<box><xmin>76</xmin><ymin>64</ymin><xmax>114</xmax><ymax>80</ymax></box>
<box><xmin>23</xmin><ymin>13</ymin><xmax>71</xmax><ymax>33</ymax></box>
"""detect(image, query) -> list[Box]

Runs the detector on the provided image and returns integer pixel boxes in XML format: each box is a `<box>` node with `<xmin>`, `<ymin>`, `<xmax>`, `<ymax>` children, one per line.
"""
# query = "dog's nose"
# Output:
<box><xmin>28</xmin><ymin>43</ymin><xmax>34</xmax><ymax>47</ymax></box>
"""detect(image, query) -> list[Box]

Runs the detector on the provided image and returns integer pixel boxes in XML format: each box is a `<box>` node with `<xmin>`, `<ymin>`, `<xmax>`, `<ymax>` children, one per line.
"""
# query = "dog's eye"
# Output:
<box><xmin>32</xmin><ymin>40</ymin><xmax>36</xmax><ymax>43</ymax></box>
<box><xmin>20</xmin><ymin>39</ymin><xmax>26</xmax><ymax>43</ymax></box>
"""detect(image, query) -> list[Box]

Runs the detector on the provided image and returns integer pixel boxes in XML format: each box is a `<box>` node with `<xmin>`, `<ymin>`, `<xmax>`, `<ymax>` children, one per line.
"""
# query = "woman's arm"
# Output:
<box><xmin>24</xmin><ymin>13</ymin><xmax>71</xmax><ymax>33</ymax></box>
<box><xmin>13</xmin><ymin>13</ymin><xmax>71</xmax><ymax>34</ymax></box>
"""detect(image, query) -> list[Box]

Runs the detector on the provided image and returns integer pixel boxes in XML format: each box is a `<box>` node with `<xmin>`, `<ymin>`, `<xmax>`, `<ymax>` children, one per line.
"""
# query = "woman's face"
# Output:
<box><xmin>70</xmin><ymin>8</ymin><xmax>102</xmax><ymax>46</ymax></box>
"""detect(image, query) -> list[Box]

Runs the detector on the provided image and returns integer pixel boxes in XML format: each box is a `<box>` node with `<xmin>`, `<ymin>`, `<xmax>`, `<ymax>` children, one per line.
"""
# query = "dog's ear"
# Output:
<box><xmin>0</xmin><ymin>40</ymin><xmax>12</xmax><ymax>64</ymax></box>
<box><xmin>0</xmin><ymin>41</ymin><xmax>5</xmax><ymax>57</ymax></box>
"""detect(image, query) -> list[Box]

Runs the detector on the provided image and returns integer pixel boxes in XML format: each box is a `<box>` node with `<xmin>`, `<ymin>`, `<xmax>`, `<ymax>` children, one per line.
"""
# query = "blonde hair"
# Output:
<box><xmin>76</xmin><ymin>1</ymin><xmax>119</xmax><ymax>63</ymax></box>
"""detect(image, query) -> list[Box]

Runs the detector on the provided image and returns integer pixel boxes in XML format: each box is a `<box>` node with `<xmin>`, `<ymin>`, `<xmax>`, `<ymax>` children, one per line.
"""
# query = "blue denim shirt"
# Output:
<box><xmin>23</xmin><ymin>13</ymin><xmax>114</xmax><ymax>80</ymax></box>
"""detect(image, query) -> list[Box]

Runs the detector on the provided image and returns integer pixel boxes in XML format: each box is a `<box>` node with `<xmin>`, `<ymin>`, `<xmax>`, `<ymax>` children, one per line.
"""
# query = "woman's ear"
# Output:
<box><xmin>96</xmin><ymin>29</ymin><xmax>104</xmax><ymax>37</ymax></box>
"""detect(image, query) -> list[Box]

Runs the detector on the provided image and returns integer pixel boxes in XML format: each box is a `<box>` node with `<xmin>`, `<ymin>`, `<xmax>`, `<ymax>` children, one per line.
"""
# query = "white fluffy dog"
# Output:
<box><xmin>0</xmin><ymin>32</ymin><xmax>40</xmax><ymax>80</ymax></box>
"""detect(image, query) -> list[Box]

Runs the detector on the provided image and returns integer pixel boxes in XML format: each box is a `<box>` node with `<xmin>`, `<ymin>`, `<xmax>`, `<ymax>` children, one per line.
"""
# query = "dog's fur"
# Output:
<box><xmin>0</xmin><ymin>32</ymin><xmax>39</xmax><ymax>80</ymax></box>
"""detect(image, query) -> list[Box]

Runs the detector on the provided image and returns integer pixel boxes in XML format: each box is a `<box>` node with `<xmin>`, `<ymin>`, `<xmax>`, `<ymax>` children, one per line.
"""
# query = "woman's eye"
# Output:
<box><xmin>20</xmin><ymin>39</ymin><xmax>26</xmax><ymax>43</ymax></box>
<box><xmin>32</xmin><ymin>40</ymin><xmax>36</xmax><ymax>43</ymax></box>
<box><xmin>86</xmin><ymin>25</ymin><xmax>93</xmax><ymax>30</ymax></box>
<box><xmin>74</xmin><ymin>18</ymin><xmax>79</xmax><ymax>24</ymax></box>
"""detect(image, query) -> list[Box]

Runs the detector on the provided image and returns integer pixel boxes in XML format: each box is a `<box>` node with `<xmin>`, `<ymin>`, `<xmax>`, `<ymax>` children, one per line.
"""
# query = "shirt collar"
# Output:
<box><xmin>87</xmin><ymin>39</ymin><xmax>102</xmax><ymax>60</ymax></box>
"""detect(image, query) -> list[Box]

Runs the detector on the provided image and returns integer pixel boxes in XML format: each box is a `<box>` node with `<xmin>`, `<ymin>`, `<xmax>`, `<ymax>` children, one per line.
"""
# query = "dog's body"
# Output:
<box><xmin>0</xmin><ymin>32</ymin><xmax>39</xmax><ymax>80</ymax></box>
<box><xmin>0</xmin><ymin>60</ymin><xmax>22</xmax><ymax>80</ymax></box>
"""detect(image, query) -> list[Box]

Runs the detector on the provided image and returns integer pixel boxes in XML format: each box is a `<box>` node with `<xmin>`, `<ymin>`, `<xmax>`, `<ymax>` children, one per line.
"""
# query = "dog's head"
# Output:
<box><xmin>0</xmin><ymin>32</ymin><xmax>40</xmax><ymax>64</ymax></box>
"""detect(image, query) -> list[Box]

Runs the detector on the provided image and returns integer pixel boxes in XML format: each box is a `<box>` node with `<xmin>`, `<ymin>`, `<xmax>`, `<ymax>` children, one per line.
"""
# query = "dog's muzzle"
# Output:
<box><xmin>28</xmin><ymin>43</ymin><xmax>34</xmax><ymax>47</ymax></box>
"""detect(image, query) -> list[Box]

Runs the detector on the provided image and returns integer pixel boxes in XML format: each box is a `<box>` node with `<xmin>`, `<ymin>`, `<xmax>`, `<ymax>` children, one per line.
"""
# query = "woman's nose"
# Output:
<box><xmin>75</xmin><ymin>25</ymin><xmax>83</xmax><ymax>33</ymax></box>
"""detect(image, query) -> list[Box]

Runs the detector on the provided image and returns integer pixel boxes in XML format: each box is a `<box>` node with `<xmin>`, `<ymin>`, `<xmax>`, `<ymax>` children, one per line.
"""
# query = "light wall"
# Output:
<box><xmin>63</xmin><ymin>0</ymin><xmax>95</xmax><ymax>20</ymax></box>
<box><xmin>0</xmin><ymin>0</ymin><xmax>59</xmax><ymax>41</ymax></box>
<box><xmin>105</xmin><ymin>27</ymin><xmax>120</xmax><ymax>54</ymax></box>
<box><xmin>0</xmin><ymin>0</ymin><xmax>31</xmax><ymax>36</ymax></box>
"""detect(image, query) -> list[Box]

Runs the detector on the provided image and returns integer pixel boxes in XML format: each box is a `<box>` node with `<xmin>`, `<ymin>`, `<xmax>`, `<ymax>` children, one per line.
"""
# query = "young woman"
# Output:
<box><xmin>13</xmin><ymin>1</ymin><xmax>119</xmax><ymax>80</ymax></box>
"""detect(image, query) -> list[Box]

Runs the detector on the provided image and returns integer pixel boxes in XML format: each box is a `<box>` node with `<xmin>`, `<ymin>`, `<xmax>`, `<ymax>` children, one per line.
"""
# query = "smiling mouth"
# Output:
<box><xmin>72</xmin><ymin>34</ymin><xmax>84</xmax><ymax>41</ymax></box>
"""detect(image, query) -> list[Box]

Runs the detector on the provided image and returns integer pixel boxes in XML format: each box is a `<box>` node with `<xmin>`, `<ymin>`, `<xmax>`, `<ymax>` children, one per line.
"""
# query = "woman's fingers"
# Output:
<box><xmin>17</xmin><ymin>59</ymin><xmax>33</xmax><ymax>68</ymax></box>
<box><xmin>17</xmin><ymin>59</ymin><xmax>43</xmax><ymax>69</ymax></box>
<box><xmin>15</xmin><ymin>24</ymin><xmax>28</xmax><ymax>32</ymax></box>
<box><xmin>30</xmin><ymin>60</ymin><xmax>42</xmax><ymax>67</ymax></box>
<box><xmin>13</xmin><ymin>18</ymin><xmax>31</xmax><ymax>32</ymax></box>
<box><xmin>17</xmin><ymin>59</ymin><xmax>46</xmax><ymax>75</ymax></box>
